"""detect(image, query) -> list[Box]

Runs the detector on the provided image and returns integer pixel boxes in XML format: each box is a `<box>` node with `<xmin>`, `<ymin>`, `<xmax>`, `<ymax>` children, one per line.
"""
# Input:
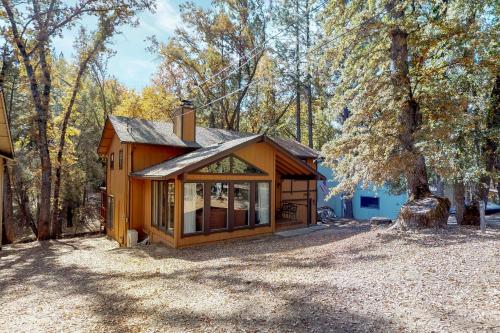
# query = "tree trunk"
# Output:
<box><xmin>389</xmin><ymin>3</ymin><xmax>449</xmax><ymax>228</ymax></box>
<box><xmin>483</xmin><ymin>75</ymin><xmax>499</xmax><ymax>203</ymax></box>
<box><xmin>462</xmin><ymin>201</ymin><xmax>480</xmax><ymax>226</ymax></box>
<box><xmin>208</xmin><ymin>111</ymin><xmax>215</xmax><ymax>128</ymax></box>
<box><xmin>3</xmin><ymin>165</ymin><xmax>15</xmax><ymax>244</ymax></box>
<box><xmin>295</xmin><ymin>0</ymin><xmax>301</xmax><ymax>142</ymax></box>
<box><xmin>435</xmin><ymin>175</ymin><xmax>445</xmax><ymax>197</ymax></box>
<box><xmin>305</xmin><ymin>0</ymin><xmax>313</xmax><ymax>148</ymax></box>
<box><xmin>51</xmin><ymin>24</ymin><xmax>111</xmax><ymax>238</ymax></box>
<box><xmin>343</xmin><ymin>197</ymin><xmax>353</xmax><ymax>219</ymax></box>
<box><xmin>82</xmin><ymin>184</ymin><xmax>87</xmax><ymax>207</ymax></box>
<box><xmin>388</xmin><ymin>5</ymin><xmax>431</xmax><ymax>199</ymax></box>
<box><xmin>51</xmin><ymin>69</ymin><xmax>84</xmax><ymax>238</ymax></box>
<box><xmin>15</xmin><ymin>181</ymin><xmax>37</xmax><ymax>237</ymax></box>
<box><xmin>454</xmin><ymin>181</ymin><xmax>465</xmax><ymax>225</ymax></box>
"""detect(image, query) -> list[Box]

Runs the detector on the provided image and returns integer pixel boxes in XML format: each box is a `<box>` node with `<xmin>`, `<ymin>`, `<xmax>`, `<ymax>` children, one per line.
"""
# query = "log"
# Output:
<box><xmin>396</xmin><ymin>195</ymin><xmax>451</xmax><ymax>229</ymax></box>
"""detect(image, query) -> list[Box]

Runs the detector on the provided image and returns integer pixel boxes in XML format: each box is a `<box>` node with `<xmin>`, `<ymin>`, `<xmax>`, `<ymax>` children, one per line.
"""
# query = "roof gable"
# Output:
<box><xmin>131</xmin><ymin>134</ymin><xmax>325</xmax><ymax>180</ymax></box>
<box><xmin>131</xmin><ymin>134</ymin><xmax>263</xmax><ymax>179</ymax></box>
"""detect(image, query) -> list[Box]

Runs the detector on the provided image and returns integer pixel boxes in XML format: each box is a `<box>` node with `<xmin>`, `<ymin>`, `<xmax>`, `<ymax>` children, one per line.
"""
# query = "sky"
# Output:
<box><xmin>53</xmin><ymin>0</ymin><xmax>209</xmax><ymax>91</ymax></box>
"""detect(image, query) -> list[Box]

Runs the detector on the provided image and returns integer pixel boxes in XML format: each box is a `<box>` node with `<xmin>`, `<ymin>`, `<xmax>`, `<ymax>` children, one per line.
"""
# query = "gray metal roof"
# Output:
<box><xmin>131</xmin><ymin>134</ymin><xmax>263</xmax><ymax>178</ymax></box>
<box><xmin>107</xmin><ymin>115</ymin><xmax>319</xmax><ymax>158</ymax></box>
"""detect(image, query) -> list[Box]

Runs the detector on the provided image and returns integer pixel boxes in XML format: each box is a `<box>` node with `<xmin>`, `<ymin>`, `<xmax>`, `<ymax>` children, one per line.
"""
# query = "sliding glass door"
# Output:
<box><xmin>256</xmin><ymin>182</ymin><xmax>270</xmax><ymax>225</ymax></box>
<box><xmin>182</xmin><ymin>180</ymin><xmax>270</xmax><ymax>236</ymax></box>
<box><xmin>183</xmin><ymin>183</ymin><xmax>204</xmax><ymax>234</ymax></box>
<box><xmin>152</xmin><ymin>181</ymin><xmax>175</xmax><ymax>234</ymax></box>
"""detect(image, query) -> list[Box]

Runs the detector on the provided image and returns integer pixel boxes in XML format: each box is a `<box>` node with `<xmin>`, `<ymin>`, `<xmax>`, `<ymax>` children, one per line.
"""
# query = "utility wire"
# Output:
<box><xmin>125</xmin><ymin>8</ymin><xmax>389</xmax><ymax>134</ymax></box>
<box><xmin>191</xmin><ymin>7</ymin><xmax>388</xmax><ymax>114</ymax></box>
<box><xmin>122</xmin><ymin>6</ymin><xmax>389</xmax><ymax>131</ymax></box>
<box><xmin>195</xmin><ymin>0</ymin><xmax>330</xmax><ymax>91</ymax></box>
<box><xmin>194</xmin><ymin>77</ymin><xmax>266</xmax><ymax>110</ymax></box>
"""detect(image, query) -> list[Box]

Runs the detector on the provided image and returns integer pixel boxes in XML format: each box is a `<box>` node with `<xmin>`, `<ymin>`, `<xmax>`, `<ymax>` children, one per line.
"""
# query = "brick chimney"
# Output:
<box><xmin>173</xmin><ymin>100</ymin><xmax>196</xmax><ymax>142</ymax></box>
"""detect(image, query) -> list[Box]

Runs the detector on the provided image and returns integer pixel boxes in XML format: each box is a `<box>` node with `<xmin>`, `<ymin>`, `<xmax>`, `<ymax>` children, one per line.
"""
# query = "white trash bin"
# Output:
<box><xmin>127</xmin><ymin>229</ymin><xmax>138</xmax><ymax>247</ymax></box>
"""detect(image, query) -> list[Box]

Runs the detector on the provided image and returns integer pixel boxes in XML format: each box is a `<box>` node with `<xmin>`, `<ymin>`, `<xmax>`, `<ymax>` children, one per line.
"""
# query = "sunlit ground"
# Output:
<box><xmin>1</xmin><ymin>222</ymin><xmax>498</xmax><ymax>332</ymax></box>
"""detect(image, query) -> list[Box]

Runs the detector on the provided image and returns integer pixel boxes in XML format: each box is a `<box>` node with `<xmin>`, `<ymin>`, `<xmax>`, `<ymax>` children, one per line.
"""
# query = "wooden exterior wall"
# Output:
<box><xmin>105</xmin><ymin>134</ymin><xmax>128</xmax><ymax>244</ymax></box>
<box><xmin>0</xmin><ymin>158</ymin><xmax>4</xmax><ymax>249</ymax></box>
<box><xmin>129</xmin><ymin>143</ymin><xmax>189</xmax><ymax>246</ymax></box>
<box><xmin>104</xmin><ymin>139</ymin><xmax>190</xmax><ymax>246</ymax></box>
<box><xmin>130</xmin><ymin>143</ymin><xmax>187</xmax><ymax>172</ymax></box>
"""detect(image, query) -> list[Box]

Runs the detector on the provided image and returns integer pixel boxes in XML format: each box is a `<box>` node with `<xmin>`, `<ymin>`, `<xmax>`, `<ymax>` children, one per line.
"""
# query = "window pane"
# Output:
<box><xmin>197</xmin><ymin>157</ymin><xmax>231</xmax><ymax>173</ymax></box>
<box><xmin>167</xmin><ymin>182</ymin><xmax>175</xmax><ymax>232</ymax></box>
<box><xmin>232</xmin><ymin>156</ymin><xmax>264</xmax><ymax>174</ymax></box>
<box><xmin>360</xmin><ymin>196</ymin><xmax>379</xmax><ymax>209</ymax></box>
<box><xmin>161</xmin><ymin>182</ymin><xmax>168</xmax><ymax>229</ymax></box>
<box><xmin>119</xmin><ymin>150</ymin><xmax>123</xmax><ymax>170</ymax></box>
<box><xmin>107</xmin><ymin>196</ymin><xmax>114</xmax><ymax>229</ymax></box>
<box><xmin>256</xmin><ymin>182</ymin><xmax>270</xmax><ymax>225</ymax></box>
<box><xmin>184</xmin><ymin>183</ymin><xmax>204</xmax><ymax>233</ymax></box>
<box><xmin>210</xmin><ymin>182</ymin><xmax>228</xmax><ymax>229</ymax></box>
<box><xmin>110</xmin><ymin>153</ymin><xmax>114</xmax><ymax>170</ymax></box>
<box><xmin>234</xmin><ymin>183</ymin><xmax>250</xmax><ymax>227</ymax></box>
<box><xmin>194</xmin><ymin>156</ymin><xmax>264</xmax><ymax>174</ymax></box>
<box><xmin>152</xmin><ymin>182</ymin><xmax>158</xmax><ymax>227</ymax></box>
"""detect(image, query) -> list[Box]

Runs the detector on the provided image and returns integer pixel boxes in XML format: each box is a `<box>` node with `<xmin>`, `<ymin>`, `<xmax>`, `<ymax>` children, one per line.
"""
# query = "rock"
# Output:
<box><xmin>396</xmin><ymin>195</ymin><xmax>451</xmax><ymax>229</ymax></box>
<box><xmin>370</xmin><ymin>217</ymin><xmax>392</xmax><ymax>225</ymax></box>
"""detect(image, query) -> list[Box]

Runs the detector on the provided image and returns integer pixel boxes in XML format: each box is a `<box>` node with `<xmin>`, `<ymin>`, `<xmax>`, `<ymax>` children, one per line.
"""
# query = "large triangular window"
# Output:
<box><xmin>194</xmin><ymin>155</ymin><xmax>266</xmax><ymax>174</ymax></box>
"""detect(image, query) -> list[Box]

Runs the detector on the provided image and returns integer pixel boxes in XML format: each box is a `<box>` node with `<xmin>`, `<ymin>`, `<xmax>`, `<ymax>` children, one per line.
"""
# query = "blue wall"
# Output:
<box><xmin>317</xmin><ymin>164</ymin><xmax>408</xmax><ymax>220</ymax></box>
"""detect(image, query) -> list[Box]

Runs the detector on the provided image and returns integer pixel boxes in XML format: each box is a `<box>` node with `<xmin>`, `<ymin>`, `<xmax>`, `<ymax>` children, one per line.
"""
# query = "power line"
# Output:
<box><xmin>194</xmin><ymin>77</ymin><xmax>266</xmax><ymax>110</ymax></box>
<box><xmin>125</xmin><ymin>8</ymin><xmax>389</xmax><ymax>134</ymax></box>
<box><xmin>193</xmin><ymin>8</ymin><xmax>388</xmax><ymax>113</ymax></box>
<box><xmin>195</xmin><ymin>0</ymin><xmax>330</xmax><ymax>91</ymax></box>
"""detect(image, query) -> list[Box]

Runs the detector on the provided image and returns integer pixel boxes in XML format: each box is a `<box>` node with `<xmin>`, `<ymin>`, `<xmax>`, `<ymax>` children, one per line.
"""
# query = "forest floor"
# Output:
<box><xmin>0</xmin><ymin>221</ymin><xmax>499</xmax><ymax>333</ymax></box>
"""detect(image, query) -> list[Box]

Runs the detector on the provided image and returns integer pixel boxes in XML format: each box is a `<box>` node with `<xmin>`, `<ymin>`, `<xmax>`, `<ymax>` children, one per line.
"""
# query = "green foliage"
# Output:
<box><xmin>320</xmin><ymin>0</ymin><xmax>499</xmax><ymax>196</ymax></box>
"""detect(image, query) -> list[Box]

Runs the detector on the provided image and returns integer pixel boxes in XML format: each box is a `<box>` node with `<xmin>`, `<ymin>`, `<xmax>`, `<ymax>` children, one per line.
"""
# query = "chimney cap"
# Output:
<box><xmin>181</xmin><ymin>99</ymin><xmax>194</xmax><ymax>107</ymax></box>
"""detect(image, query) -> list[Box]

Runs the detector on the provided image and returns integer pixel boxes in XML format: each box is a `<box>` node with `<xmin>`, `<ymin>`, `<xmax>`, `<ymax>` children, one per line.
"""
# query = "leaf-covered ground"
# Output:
<box><xmin>0</xmin><ymin>222</ymin><xmax>498</xmax><ymax>332</ymax></box>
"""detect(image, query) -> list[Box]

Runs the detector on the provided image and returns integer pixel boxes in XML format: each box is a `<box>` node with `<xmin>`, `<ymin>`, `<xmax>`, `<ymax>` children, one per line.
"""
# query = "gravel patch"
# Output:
<box><xmin>0</xmin><ymin>222</ymin><xmax>498</xmax><ymax>332</ymax></box>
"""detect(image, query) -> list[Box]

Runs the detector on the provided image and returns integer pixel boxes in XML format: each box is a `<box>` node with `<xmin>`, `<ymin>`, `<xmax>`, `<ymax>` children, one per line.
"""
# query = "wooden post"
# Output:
<box><xmin>306</xmin><ymin>180</ymin><xmax>311</xmax><ymax>226</ymax></box>
<box><xmin>480</xmin><ymin>201</ymin><xmax>486</xmax><ymax>233</ymax></box>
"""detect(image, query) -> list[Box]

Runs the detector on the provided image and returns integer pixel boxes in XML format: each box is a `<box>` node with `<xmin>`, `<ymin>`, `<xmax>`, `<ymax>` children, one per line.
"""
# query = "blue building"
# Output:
<box><xmin>317</xmin><ymin>164</ymin><xmax>407</xmax><ymax>220</ymax></box>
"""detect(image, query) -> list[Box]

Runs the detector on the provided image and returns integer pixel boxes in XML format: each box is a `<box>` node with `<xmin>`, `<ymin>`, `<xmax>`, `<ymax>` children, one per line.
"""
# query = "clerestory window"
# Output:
<box><xmin>194</xmin><ymin>155</ymin><xmax>265</xmax><ymax>175</ymax></box>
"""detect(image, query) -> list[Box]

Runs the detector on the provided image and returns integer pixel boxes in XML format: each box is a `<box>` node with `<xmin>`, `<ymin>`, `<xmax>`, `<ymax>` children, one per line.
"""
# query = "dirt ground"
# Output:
<box><xmin>0</xmin><ymin>222</ymin><xmax>498</xmax><ymax>333</ymax></box>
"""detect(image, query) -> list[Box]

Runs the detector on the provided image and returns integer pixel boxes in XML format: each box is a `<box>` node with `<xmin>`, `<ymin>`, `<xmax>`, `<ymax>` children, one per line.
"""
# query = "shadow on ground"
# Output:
<box><xmin>0</xmin><ymin>227</ymin><xmax>397</xmax><ymax>332</ymax></box>
<box><xmin>378</xmin><ymin>225</ymin><xmax>499</xmax><ymax>248</ymax></box>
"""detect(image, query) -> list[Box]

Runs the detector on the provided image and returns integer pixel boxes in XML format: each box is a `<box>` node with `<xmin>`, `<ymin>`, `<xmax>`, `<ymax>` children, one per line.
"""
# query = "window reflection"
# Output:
<box><xmin>184</xmin><ymin>183</ymin><xmax>204</xmax><ymax>233</ymax></box>
<box><xmin>209</xmin><ymin>182</ymin><xmax>228</xmax><ymax>229</ymax></box>
<box><xmin>234</xmin><ymin>183</ymin><xmax>250</xmax><ymax>227</ymax></box>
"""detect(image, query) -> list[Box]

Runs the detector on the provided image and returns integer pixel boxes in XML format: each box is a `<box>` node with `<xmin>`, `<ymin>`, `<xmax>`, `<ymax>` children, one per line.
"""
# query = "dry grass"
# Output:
<box><xmin>0</xmin><ymin>222</ymin><xmax>499</xmax><ymax>333</ymax></box>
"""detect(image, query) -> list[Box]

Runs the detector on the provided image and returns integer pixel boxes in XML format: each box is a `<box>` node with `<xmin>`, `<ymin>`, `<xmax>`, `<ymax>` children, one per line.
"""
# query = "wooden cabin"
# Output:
<box><xmin>97</xmin><ymin>101</ymin><xmax>324</xmax><ymax>248</ymax></box>
<box><xmin>0</xmin><ymin>90</ymin><xmax>14</xmax><ymax>250</ymax></box>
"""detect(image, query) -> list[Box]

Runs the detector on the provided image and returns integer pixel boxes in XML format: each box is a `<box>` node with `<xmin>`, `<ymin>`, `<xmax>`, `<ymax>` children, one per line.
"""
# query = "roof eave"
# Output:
<box><xmin>263</xmin><ymin>137</ymin><xmax>326</xmax><ymax>180</ymax></box>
